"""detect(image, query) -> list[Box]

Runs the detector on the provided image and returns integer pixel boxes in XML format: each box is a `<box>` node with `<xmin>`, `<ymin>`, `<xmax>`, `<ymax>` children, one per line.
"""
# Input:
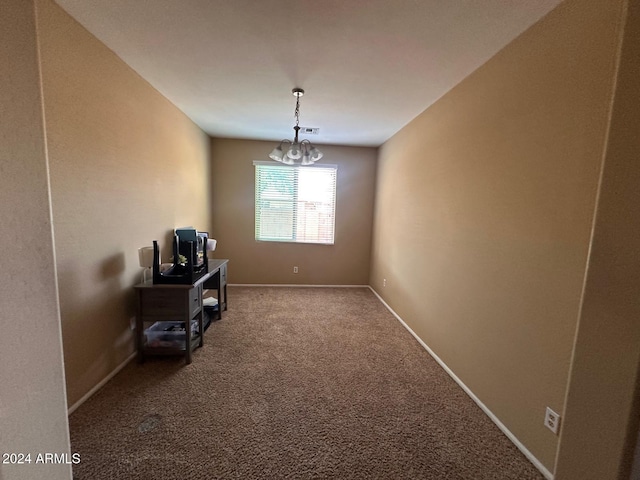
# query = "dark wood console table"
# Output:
<box><xmin>134</xmin><ymin>259</ymin><xmax>229</xmax><ymax>364</ymax></box>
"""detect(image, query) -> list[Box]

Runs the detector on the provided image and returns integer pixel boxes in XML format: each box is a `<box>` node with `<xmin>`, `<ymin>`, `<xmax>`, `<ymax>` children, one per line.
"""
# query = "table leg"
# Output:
<box><xmin>136</xmin><ymin>290</ymin><xmax>145</xmax><ymax>363</ymax></box>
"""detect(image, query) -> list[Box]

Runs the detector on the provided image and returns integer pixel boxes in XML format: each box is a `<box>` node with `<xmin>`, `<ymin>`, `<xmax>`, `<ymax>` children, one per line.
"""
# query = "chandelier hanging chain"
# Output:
<box><xmin>294</xmin><ymin>95</ymin><xmax>300</xmax><ymax>129</ymax></box>
<box><xmin>293</xmin><ymin>93</ymin><xmax>301</xmax><ymax>143</ymax></box>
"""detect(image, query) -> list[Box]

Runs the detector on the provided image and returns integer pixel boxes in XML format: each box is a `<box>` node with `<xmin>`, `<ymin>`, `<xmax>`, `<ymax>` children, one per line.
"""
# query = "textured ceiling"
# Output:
<box><xmin>54</xmin><ymin>0</ymin><xmax>564</xmax><ymax>147</ymax></box>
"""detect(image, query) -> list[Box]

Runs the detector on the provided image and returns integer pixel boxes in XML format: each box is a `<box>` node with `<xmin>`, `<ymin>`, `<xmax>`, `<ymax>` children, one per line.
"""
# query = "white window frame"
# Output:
<box><xmin>254</xmin><ymin>161</ymin><xmax>337</xmax><ymax>245</ymax></box>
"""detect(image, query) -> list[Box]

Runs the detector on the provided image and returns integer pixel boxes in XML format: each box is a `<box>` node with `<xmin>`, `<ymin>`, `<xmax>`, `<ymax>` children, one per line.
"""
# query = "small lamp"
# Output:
<box><xmin>138</xmin><ymin>246</ymin><xmax>155</xmax><ymax>283</ymax></box>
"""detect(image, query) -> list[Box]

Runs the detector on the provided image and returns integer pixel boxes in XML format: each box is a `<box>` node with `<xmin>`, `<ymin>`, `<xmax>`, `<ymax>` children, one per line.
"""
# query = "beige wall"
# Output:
<box><xmin>370</xmin><ymin>0</ymin><xmax>625</xmax><ymax>473</ymax></box>
<box><xmin>555</xmin><ymin>0</ymin><xmax>640</xmax><ymax>478</ymax></box>
<box><xmin>36</xmin><ymin>0</ymin><xmax>212</xmax><ymax>407</ymax></box>
<box><xmin>210</xmin><ymin>138</ymin><xmax>376</xmax><ymax>285</ymax></box>
<box><xmin>0</xmin><ymin>0</ymin><xmax>71</xmax><ymax>479</ymax></box>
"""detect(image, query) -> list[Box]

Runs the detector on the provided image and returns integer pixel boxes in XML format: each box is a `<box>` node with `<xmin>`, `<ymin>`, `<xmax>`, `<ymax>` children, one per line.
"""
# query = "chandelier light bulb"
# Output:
<box><xmin>309</xmin><ymin>146</ymin><xmax>323</xmax><ymax>161</ymax></box>
<box><xmin>269</xmin><ymin>145</ymin><xmax>284</xmax><ymax>161</ymax></box>
<box><xmin>301</xmin><ymin>153</ymin><xmax>313</xmax><ymax>165</ymax></box>
<box><xmin>287</xmin><ymin>143</ymin><xmax>302</xmax><ymax>159</ymax></box>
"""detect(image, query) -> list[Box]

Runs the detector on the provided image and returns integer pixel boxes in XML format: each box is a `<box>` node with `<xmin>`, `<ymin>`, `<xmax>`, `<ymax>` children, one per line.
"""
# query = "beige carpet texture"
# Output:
<box><xmin>69</xmin><ymin>287</ymin><xmax>544</xmax><ymax>479</ymax></box>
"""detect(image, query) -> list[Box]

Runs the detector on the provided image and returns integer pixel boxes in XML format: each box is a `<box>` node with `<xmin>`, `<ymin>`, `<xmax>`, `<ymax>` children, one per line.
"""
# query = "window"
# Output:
<box><xmin>254</xmin><ymin>161</ymin><xmax>337</xmax><ymax>244</ymax></box>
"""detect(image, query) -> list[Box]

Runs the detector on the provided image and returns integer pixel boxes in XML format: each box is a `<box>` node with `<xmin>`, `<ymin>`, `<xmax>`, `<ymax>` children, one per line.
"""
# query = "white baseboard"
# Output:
<box><xmin>67</xmin><ymin>352</ymin><xmax>136</xmax><ymax>415</ymax></box>
<box><xmin>368</xmin><ymin>286</ymin><xmax>554</xmax><ymax>480</ymax></box>
<box><xmin>228</xmin><ymin>284</ymin><xmax>369</xmax><ymax>288</ymax></box>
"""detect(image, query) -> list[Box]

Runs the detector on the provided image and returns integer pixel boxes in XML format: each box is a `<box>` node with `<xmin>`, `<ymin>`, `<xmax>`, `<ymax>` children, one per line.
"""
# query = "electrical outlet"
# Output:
<box><xmin>293</xmin><ymin>266</ymin><xmax>299</xmax><ymax>274</ymax></box>
<box><xmin>544</xmin><ymin>407</ymin><xmax>561</xmax><ymax>435</ymax></box>
<box><xmin>383</xmin><ymin>278</ymin><xmax>386</xmax><ymax>287</ymax></box>
<box><xmin>129</xmin><ymin>316</ymin><xmax>136</xmax><ymax>330</ymax></box>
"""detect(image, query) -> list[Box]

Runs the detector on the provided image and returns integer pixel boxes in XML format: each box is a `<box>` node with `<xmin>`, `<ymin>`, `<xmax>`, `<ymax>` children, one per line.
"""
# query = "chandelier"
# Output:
<box><xmin>269</xmin><ymin>88</ymin><xmax>323</xmax><ymax>165</ymax></box>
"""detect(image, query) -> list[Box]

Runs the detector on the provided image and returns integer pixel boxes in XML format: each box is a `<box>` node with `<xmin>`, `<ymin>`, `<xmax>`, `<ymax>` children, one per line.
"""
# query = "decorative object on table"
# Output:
<box><xmin>268</xmin><ymin>88</ymin><xmax>323</xmax><ymax>165</ymax></box>
<box><xmin>152</xmin><ymin>233</ymin><xmax>208</xmax><ymax>285</ymax></box>
<box><xmin>137</xmin><ymin>246</ymin><xmax>155</xmax><ymax>283</ymax></box>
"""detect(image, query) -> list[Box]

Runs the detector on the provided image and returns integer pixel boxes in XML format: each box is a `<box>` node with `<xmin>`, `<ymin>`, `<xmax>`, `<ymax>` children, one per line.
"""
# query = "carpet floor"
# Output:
<box><xmin>69</xmin><ymin>286</ymin><xmax>544</xmax><ymax>479</ymax></box>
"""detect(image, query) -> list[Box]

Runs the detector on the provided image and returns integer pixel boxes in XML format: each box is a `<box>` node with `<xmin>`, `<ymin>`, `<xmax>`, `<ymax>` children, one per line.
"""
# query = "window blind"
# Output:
<box><xmin>254</xmin><ymin>162</ymin><xmax>337</xmax><ymax>245</ymax></box>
